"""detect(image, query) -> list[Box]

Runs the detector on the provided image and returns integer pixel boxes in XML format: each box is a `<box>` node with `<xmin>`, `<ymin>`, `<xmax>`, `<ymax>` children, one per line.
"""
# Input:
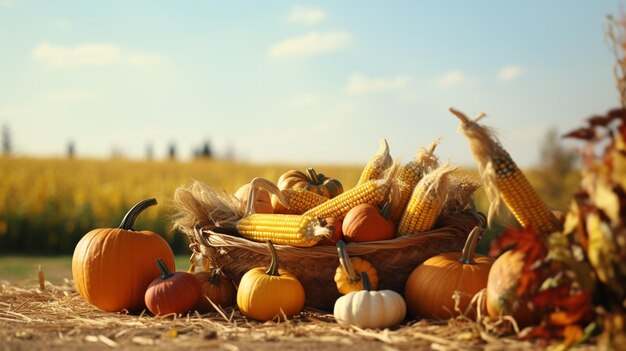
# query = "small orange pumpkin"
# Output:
<box><xmin>343</xmin><ymin>203</ymin><xmax>395</xmax><ymax>242</ymax></box>
<box><xmin>234</xmin><ymin>182</ymin><xmax>273</xmax><ymax>214</ymax></box>
<box><xmin>72</xmin><ymin>198</ymin><xmax>176</xmax><ymax>312</ymax></box>
<box><xmin>236</xmin><ymin>241</ymin><xmax>305</xmax><ymax>321</ymax></box>
<box><xmin>404</xmin><ymin>226</ymin><xmax>493</xmax><ymax>319</ymax></box>
<box><xmin>194</xmin><ymin>270</ymin><xmax>236</xmax><ymax>313</ymax></box>
<box><xmin>145</xmin><ymin>259</ymin><xmax>202</xmax><ymax>316</ymax></box>
<box><xmin>334</xmin><ymin>240</ymin><xmax>379</xmax><ymax>294</ymax></box>
<box><xmin>277</xmin><ymin>168</ymin><xmax>343</xmax><ymax>199</ymax></box>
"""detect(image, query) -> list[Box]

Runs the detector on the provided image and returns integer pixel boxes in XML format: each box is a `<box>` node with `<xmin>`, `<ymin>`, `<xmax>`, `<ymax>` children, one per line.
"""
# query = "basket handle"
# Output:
<box><xmin>336</xmin><ymin>240</ymin><xmax>359</xmax><ymax>284</ymax></box>
<box><xmin>245</xmin><ymin>177</ymin><xmax>289</xmax><ymax>217</ymax></box>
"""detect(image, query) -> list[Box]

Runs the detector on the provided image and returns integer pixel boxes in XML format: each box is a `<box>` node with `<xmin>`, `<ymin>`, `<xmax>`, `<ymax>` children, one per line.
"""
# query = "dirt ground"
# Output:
<box><xmin>0</xmin><ymin>279</ymin><xmax>604</xmax><ymax>351</ymax></box>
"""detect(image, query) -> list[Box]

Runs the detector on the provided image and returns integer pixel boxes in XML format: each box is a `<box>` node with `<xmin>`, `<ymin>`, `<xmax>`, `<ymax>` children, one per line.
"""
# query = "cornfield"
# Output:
<box><xmin>0</xmin><ymin>155</ymin><xmax>578</xmax><ymax>255</ymax></box>
<box><xmin>0</xmin><ymin>156</ymin><xmax>363</xmax><ymax>254</ymax></box>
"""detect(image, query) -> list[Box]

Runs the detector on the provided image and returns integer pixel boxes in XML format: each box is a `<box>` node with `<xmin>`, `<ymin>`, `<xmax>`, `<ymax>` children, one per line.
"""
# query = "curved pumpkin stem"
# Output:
<box><xmin>361</xmin><ymin>272</ymin><xmax>372</xmax><ymax>291</ymax></box>
<box><xmin>208</xmin><ymin>270</ymin><xmax>222</xmax><ymax>286</ymax></box>
<box><xmin>155</xmin><ymin>258</ymin><xmax>173</xmax><ymax>280</ymax></box>
<box><xmin>245</xmin><ymin>177</ymin><xmax>289</xmax><ymax>217</ymax></box>
<box><xmin>337</xmin><ymin>240</ymin><xmax>359</xmax><ymax>284</ymax></box>
<box><xmin>306</xmin><ymin>168</ymin><xmax>322</xmax><ymax>185</ymax></box>
<box><xmin>119</xmin><ymin>198</ymin><xmax>157</xmax><ymax>230</ymax></box>
<box><xmin>459</xmin><ymin>226</ymin><xmax>483</xmax><ymax>265</ymax></box>
<box><xmin>265</xmin><ymin>240</ymin><xmax>281</xmax><ymax>277</ymax></box>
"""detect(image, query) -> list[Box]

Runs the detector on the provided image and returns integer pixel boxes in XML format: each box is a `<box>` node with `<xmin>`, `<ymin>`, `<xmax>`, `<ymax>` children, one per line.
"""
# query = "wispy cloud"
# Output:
<box><xmin>287</xmin><ymin>6</ymin><xmax>326</xmax><ymax>25</ymax></box>
<box><xmin>0</xmin><ymin>0</ymin><xmax>16</xmax><ymax>8</ymax></box>
<box><xmin>287</xmin><ymin>94</ymin><xmax>321</xmax><ymax>108</ymax></box>
<box><xmin>42</xmin><ymin>90</ymin><xmax>101</xmax><ymax>103</ymax></box>
<box><xmin>53</xmin><ymin>20</ymin><xmax>70</xmax><ymax>29</ymax></box>
<box><xmin>269</xmin><ymin>31</ymin><xmax>351</xmax><ymax>58</ymax></box>
<box><xmin>498</xmin><ymin>65</ymin><xmax>524</xmax><ymax>81</ymax></box>
<box><xmin>437</xmin><ymin>70</ymin><xmax>474</xmax><ymax>88</ymax></box>
<box><xmin>32</xmin><ymin>42</ymin><xmax>165</xmax><ymax>68</ymax></box>
<box><xmin>346</xmin><ymin>73</ymin><xmax>410</xmax><ymax>95</ymax></box>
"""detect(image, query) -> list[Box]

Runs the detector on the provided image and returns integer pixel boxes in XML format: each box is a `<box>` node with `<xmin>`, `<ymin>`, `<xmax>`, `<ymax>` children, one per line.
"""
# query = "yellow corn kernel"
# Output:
<box><xmin>389</xmin><ymin>138</ymin><xmax>441</xmax><ymax>224</ymax></box>
<box><xmin>450</xmin><ymin>107</ymin><xmax>561</xmax><ymax>234</ymax></box>
<box><xmin>397</xmin><ymin>164</ymin><xmax>456</xmax><ymax>235</ymax></box>
<box><xmin>305</xmin><ymin>162</ymin><xmax>398</xmax><ymax>220</ymax></box>
<box><xmin>273</xmin><ymin>188</ymin><xmax>329</xmax><ymax>214</ymax></box>
<box><xmin>235</xmin><ymin>213</ymin><xmax>331</xmax><ymax>247</ymax></box>
<box><xmin>357</xmin><ymin>138</ymin><xmax>392</xmax><ymax>185</ymax></box>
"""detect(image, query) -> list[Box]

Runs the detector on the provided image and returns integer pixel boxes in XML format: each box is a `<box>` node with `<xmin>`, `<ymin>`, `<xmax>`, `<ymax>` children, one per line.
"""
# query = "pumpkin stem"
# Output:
<box><xmin>208</xmin><ymin>271</ymin><xmax>222</xmax><ymax>286</ymax></box>
<box><xmin>336</xmin><ymin>240</ymin><xmax>359</xmax><ymax>284</ymax></box>
<box><xmin>156</xmin><ymin>258</ymin><xmax>173</xmax><ymax>280</ymax></box>
<box><xmin>265</xmin><ymin>240</ymin><xmax>281</xmax><ymax>276</ymax></box>
<box><xmin>306</xmin><ymin>168</ymin><xmax>322</xmax><ymax>185</ymax></box>
<box><xmin>459</xmin><ymin>226</ymin><xmax>482</xmax><ymax>265</ymax></box>
<box><xmin>246</xmin><ymin>178</ymin><xmax>289</xmax><ymax>217</ymax></box>
<box><xmin>119</xmin><ymin>198</ymin><xmax>157</xmax><ymax>230</ymax></box>
<box><xmin>379</xmin><ymin>201</ymin><xmax>391</xmax><ymax>219</ymax></box>
<box><xmin>361</xmin><ymin>272</ymin><xmax>372</xmax><ymax>291</ymax></box>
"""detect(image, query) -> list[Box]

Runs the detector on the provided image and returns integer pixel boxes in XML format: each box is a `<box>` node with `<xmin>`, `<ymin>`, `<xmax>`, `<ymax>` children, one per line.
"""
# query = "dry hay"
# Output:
<box><xmin>0</xmin><ymin>279</ymin><xmax>597</xmax><ymax>351</ymax></box>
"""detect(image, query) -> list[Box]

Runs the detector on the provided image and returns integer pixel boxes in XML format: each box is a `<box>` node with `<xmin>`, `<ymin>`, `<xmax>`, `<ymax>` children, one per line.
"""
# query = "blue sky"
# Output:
<box><xmin>0</xmin><ymin>1</ymin><xmax>622</xmax><ymax>167</ymax></box>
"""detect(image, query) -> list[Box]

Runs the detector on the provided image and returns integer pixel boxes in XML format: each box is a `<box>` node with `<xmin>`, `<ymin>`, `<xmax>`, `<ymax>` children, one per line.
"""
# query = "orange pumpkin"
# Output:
<box><xmin>236</xmin><ymin>241</ymin><xmax>305</xmax><ymax>321</ymax></box>
<box><xmin>235</xmin><ymin>183</ymin><xmax>273</xmax><ymax>214</ymax></box>
<box><xmin>334</xmin><ymin>240</ymin><xmax>379</xmax><ymax>294</ymax></box>
<box><xmin>194</xmin><ymin>270</ymin><xmax>236</xmax><ymax>313</ymax></box>
<box><xmin>318</xmin><ymin>217</ymin><xmax>343</xmax><ymax>245</ymax></box>
<box><xmin>277</xmin><ymin>168</ymin><xmax>343</xmax><ymax>199</ymax></box>
<box><xmin>342</xmin><ymin>203</ymin><xmax>395</xmax><ymax>242</ymax></box>
<box><xmin>404</xmin><ymin>226</ymin><xmax>493</xmax><ymax>319</ymax></box>
<box><xmin>486</xmin><ymin>249</ymin><xmax>540</xmax><ymax>327</ymax></box>
<box><xmin>145</xmin><ymin>259</ymin><xmax>201</xmax><ymax>316</ymax></box>
<box><xmin>72</xmin><ymin>198</ymin><xmax>176</xmax><ymax>312</ymax></box>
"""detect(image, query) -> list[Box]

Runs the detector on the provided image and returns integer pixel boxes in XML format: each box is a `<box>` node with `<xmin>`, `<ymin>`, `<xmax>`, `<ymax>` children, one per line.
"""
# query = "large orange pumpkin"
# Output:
<box><xmin>404</xmin><ymin>226</ymin><xmax>492</xmax><ymax>319</ymax></box>
<box><xmin>342</xmin><ymin>203</ymin><xmax>395</xmax><ymax>242</ymax></box>
<box><xmin>277</xmin><ymin>168</ymin><xmax>343</xmax><ymax>199</ymax></box>
<box><xmin>72</xmin><ymin>198</ymin><xmax>176</xmax><ymax>312</ymax></box>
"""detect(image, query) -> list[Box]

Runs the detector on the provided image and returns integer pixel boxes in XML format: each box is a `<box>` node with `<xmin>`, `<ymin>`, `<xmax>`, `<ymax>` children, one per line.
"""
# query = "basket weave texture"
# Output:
<box><xmin>187</xmin><ymin>209</ymin><xmax>486</xmax><ymax>311</ymax></box>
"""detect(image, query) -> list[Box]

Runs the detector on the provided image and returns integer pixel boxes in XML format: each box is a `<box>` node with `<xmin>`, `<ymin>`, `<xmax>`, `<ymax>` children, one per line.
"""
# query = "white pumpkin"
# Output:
<box><xmin>333</xmin><ymin>272</ymin><xmax>406</xmax><ymax>329</ymax></box>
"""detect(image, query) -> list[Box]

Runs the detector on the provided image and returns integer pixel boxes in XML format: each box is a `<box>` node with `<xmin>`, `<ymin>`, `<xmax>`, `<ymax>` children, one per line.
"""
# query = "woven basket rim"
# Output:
<box><xmin>187</xmin><ymin>209</ymin><xmax>486</xmax><ymax>260</ymax></box>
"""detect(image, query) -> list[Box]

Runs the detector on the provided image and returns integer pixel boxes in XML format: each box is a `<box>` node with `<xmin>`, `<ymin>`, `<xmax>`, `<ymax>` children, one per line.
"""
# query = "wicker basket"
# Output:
<box><xmin>186</xmin><ymin>209</ymin><xmax>486</xmax><ymax>311</ymax></box>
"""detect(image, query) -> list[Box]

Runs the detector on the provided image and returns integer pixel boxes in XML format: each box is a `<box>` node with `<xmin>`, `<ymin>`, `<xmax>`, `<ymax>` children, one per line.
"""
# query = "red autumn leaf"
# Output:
<box><xmin>563</xmin><ymin>127</ymin><xmax>595</xmax><ymax>140</ymax></box>
<box><xmin>606</xmin><ymin>107</ymin><xmax>626</xmax><ymax>121</ymax></box>
<box><xmin>587</xmin><ymin>115</ymin><xmax>613</xmax><ymax>128</ymax></box>
<box><xmin>549</xmin><ymin>309</ymin><xmax>589</xmax><ymax>327</ymax></box>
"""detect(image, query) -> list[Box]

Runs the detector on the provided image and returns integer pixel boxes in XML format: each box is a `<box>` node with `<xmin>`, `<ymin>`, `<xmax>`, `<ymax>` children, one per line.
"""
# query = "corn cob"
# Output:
<box><xmin>389</xmin><ymin>138</ymin><xmax>441</xmax><ymax>224</ymax></box>
<box><xmin>450</xmin><ymin>107</ymin><xmax>561</xmax><ymax>234</ymax></box>
<box><xmin>272</xmin><ymin>188</ymin><xmax>329</xmax><ymax>214</ymax></box>
<box><xmin>397</xmin><ymin>164</ymin><xmax>456</xmax><ymax>235</ymax></box>
<box><xmin>357</xmin><ymin>138</ymin><xmax>392</xmax><ymax>185</ymax></box>
<box><xmin>235</xmin><ymin>213</ymin><xmax>331</xmax><ymax>247</ymax></box>
<box><xmin>304</xmin><ymin>162</ymin><xmax>399</xmax><ymax>220</ymax></box>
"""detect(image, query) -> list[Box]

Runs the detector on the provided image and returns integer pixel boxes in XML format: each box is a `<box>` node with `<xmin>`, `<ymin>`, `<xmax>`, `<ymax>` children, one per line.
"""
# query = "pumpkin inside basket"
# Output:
<box><xmin>187</xmin><ymin>209</ymin><xmax>485</xmax><ymax>311</ymax></box>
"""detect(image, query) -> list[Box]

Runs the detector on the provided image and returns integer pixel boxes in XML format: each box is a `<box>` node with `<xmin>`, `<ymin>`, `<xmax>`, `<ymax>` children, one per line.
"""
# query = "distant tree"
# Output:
<box><xmin>146</xmin><ymin>143</ymin><xmax>154</xmax><ymax>161</ymax></box>
<box><xmin>194</xmin><ymin>140</ymin><xmax>213</xmax><ymax>159</ymax></box>
<box><xmin>540</xmin><ymin>128</ymin><xmax>577</xmax><ymax>176</ymax></box>
<box><xmin>67</xmin><ymin>140</ymin><xmax>75</xmax><ymax>158</ymax></box>
<box><xmin>168</xmin><ymin>143</ymin><xmax>177</xmax><ymax>160</ymax></box>
<box><xmin>2</xmin><ymin>124</ymin><xmax>11</xmax><ymax>156</ymax></box>
<box><xmin>536</xmin><ymin>127</ymin><xmax>579</xmax><ymax>210</ymax></box>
